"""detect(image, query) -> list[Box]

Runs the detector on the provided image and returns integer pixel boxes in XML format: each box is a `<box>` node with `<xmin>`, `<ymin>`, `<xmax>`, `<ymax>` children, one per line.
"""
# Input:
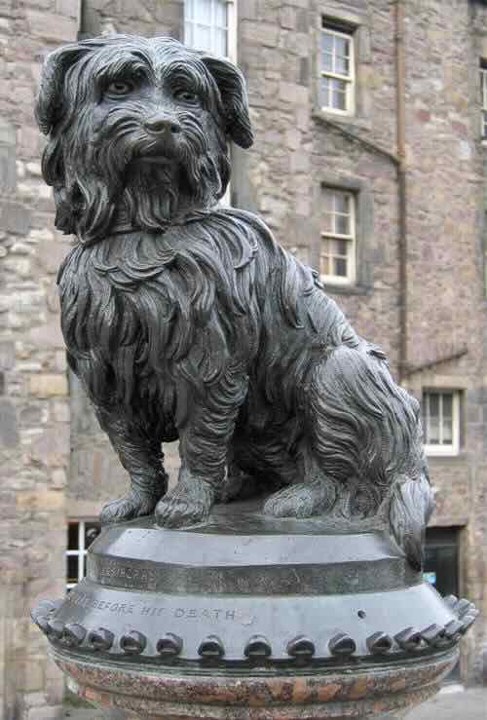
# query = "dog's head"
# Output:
<box><xmin>36</xmin><ymin>35</ymin><xmax>253</xmax><ymax>242</ymax></box>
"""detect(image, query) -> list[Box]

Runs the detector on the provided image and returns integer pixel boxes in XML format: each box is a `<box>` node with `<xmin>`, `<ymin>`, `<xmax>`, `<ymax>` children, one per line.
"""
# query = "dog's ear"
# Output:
<box><xmin>201</xmin><ymin>56</ymin><xmax>253</xmax><ymax>149</ymax></box>
<box><xmin>36</xmin><ymin>42</ymin><xmax>92</xmax><ymax>135</ymax></box>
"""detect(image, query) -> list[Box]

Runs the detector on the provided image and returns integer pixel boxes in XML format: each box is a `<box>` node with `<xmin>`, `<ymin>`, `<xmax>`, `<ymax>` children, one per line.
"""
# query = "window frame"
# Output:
<box><xmin>319</xmin><ymin>21</ymin><xmax>355</xmax><ymax>117</ymax></box>
<box><xmin>320</xmin><ymin>186</ymin><xmax>357</xmax><ymax>285</ymax></box>
<box><xmin>184</xmin><ymin>0</ymin><xmax>237</xmax><ymax>62</ymax></box>
<box><xmin>184</xmin><ymin>0</ymin><xmax>236</xmax><ymax>207</ymax></box>
<box><xmin>422</xmin><ymin>390</ymin><xmax>461</xmax><ymax>457</ymax></box>
<box><xmin>66</xmin><ymin>519</ymin><xmax>101</xmax><ymax>591</ymax></box>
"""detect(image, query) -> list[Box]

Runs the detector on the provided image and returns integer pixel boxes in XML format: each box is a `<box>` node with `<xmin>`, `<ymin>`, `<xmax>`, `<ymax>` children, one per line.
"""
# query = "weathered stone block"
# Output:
<box><xmin>30</xmin><ymin>427</ymin><xmax>70</xmax><ymax>467</ymax></box>
<box><xmin>29</xmin><ymin>374</ymin><xmax>68</xmax><ymax>398</ymax></box>
<box><xmin>28</xmin><ymin>322</ymin><xmax>65</xmax><ymax>348</ymax></box>
<box><xmin>0</xmin><ymin>399</ymin><xmax>19</xmax><ymax>447</ymax></box>
<box><xmin>27</xmin><ymin>704</ymin><xmax>63</xmax><ymax>720</ymax></box>
<box><xmin>17</xmin><ymin>489</ymin><xmax>65</xmax><ymax>512</ymax></box>
<box><xmin>37</xmin><ymin>239</ymin><xmax>68</xmax><ymax>273</ymax></box>
<box><xmin>278</xmin><ymin>81</ymin><xmax>308</xmax><ymax>104</ymax></box>
<box><xmin>0</xmin><ymin>201</ymin><xmax>32</xmax><ymax>236</ymax></box>
<box><xmin>25</xmin><ymin>10</ymin><xmax>78</xmax><ymax>42</ymax></box>
<box><xmin>0</xmin><ymin>341</ymin><xmax>15</xmax><ymax>370</ymax></box>
<box><xmin>0</xmin><ymin>145</ymin><xmax>16</xmax><ymax>193</ymax></box>
<box><xmin>55</xmin><ymin>0</ymin><xmax>79</xmax><ymax>18</ymax></box>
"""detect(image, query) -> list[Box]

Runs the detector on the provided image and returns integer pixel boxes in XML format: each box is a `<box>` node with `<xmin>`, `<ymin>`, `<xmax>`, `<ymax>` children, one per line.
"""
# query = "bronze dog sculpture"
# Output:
<box><xmin>36</xmin><ymin>35</ymin><xmax>433</xmax><ymax>569</ymax></box>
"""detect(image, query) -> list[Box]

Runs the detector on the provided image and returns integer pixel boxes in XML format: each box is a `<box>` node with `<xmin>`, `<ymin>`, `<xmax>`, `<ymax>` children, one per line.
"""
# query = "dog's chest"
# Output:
<box><xmin>61</xmin><ymin>219</ymin><xmax>261</xmax><ymax>384</ymax></box>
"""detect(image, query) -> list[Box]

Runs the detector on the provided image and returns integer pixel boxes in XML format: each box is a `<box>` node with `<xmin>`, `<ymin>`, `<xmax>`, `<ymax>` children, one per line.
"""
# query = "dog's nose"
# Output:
<box><xmin>144</xmin><ymin>116</ymin><xmax>181</xmax><ymax>135</ymax></box>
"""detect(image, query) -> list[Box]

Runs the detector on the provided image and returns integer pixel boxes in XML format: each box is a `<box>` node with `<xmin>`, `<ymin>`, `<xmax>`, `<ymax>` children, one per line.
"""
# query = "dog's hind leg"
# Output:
<box><xmin>264</xmin><ymin>344</ymin><xmax>378</xmax><ymax>520</ymax></box>
<box><xmin>220</xmin><ymin>432</ymin><xmax>298</xmax><ymax>503</ymax></box>
<box><xmin>96</xmin><ymin>407</ymin><xmax>168</xmax><ymax>524</ymax></box>
<box><xmin>263</xmin><ymin>445</ymin><xmax>338</xmax><ymax>518</ymax></box>
<box><xmin>155</xmin><ymin>370</ymin><xmax>249</xmax><ymax>528</ymax></box>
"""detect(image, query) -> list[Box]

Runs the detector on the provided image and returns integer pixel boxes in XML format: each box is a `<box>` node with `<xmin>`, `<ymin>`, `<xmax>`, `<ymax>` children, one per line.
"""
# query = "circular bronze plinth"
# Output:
<box><xmin>32</xmin><ymin>502</ymin><xmax>478</xmax><ymax>719</ymax></box>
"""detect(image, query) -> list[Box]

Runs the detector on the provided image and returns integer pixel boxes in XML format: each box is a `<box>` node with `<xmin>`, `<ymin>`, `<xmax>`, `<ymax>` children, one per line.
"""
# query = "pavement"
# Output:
<box><xmin>61</xmin><ymin>685</ymin><xmax>487</xmax><ymax>719</ymax></box>
<box><xmin>404</xmin><ymin>685</ymin><xmax>486</xmax><ymax>720</ymax></box>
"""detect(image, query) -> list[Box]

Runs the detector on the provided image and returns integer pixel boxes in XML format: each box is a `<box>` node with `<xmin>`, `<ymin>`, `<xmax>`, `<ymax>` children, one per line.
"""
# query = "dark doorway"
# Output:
<box><xmin>424</xmin><ymin>526</ymin><xmax>462</xmax><ymax>682</ymax></box>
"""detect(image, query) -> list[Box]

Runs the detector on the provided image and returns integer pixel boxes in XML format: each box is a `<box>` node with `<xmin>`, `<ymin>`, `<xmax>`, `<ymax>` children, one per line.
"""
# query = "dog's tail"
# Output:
<box><xmin>388</xmin><ymin>471</ymin><xmax>434</xmax><ymax>571</ymax></box>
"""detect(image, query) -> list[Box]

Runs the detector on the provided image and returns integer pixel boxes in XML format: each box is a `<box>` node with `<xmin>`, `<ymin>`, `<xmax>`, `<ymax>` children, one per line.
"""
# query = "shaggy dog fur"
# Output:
<box><xmin>36</xmin><ymin>35</ymin><xmax>433</xmax><ymax>569</ymax></box>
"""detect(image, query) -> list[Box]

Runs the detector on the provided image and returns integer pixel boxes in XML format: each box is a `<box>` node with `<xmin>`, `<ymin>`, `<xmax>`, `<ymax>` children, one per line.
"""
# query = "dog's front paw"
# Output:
<box><xmin>155</xmin><ymin>477</ymin><xmax>214</xmax><ymax>528</ymax></box>
<box><xmin>100</xmin><ymin>491</ymin><xmax>159</xmax><ymax>525</ymax></box>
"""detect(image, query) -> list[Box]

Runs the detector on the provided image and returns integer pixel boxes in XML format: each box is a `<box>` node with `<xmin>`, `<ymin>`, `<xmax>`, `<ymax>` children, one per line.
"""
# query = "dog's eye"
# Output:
<box><xmin>106</xmin><ymin>80</ymin><xmax>134</xmax><ymax>97</ymax></box>
<box><xmin>174</xmin><ymin>89</ymin><xmax>199</xmax><ymax>104</ymax></box>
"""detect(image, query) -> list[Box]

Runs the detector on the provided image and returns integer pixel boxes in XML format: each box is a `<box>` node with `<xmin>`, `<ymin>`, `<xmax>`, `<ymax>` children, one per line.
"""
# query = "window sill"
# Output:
<box><xmin>321</xmin><ymin>282</ymin><xmax>371</xmax><ymax>296</ymax></box>
<box><xmin>312</xmin><ymin>109</ymin><xmax>372</xmax><ymax>133</ymax></box>
<box><xmin>425</xmin><ymin>450</ymin><xmax>466</xmax><ymax>461</ymax></box>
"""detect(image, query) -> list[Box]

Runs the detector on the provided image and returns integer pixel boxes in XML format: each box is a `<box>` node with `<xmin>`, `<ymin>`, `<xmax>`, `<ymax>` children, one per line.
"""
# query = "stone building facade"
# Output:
<box><xmin>1</xmin><ymin>0</ymin><xmax>487</xmax><ymax>717</ymax></box>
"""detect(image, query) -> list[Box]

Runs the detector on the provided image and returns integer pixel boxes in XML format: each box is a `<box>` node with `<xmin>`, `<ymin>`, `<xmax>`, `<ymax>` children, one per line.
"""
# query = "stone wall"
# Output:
<box><xmin>1</xmin><ymin>1</ymin><xmax>487</xmax><ymax>717</ymax></box>
<box><xmin>0</xmin><ymin>2</ymin><xmax>78</xmax><ymax>718</ymax></box>
<box><xmin>403</xmin><ymin>0</ymin><xmax>487</xmax><ymax>682</ymax></box>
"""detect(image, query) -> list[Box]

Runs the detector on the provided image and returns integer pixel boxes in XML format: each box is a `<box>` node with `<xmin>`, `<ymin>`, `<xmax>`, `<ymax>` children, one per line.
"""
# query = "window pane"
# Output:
<box><xmin>194</xmin><ymin>0</ymin><xmax>212</xmax><ymax>23</ymax></box>
<box><xmin>428</xmin><ymin>416</ymin><xmax>440</xmax><ymax>444</ymax></box>
<box><xmin>320</xmin><ymin>254</ymin><xmax>330</xmax><ymax>276</ymax></box>
<box><xmin>334</xmin><ymin>257</ymin><xmax>348</xmax><ymax>277</ymax></box>
<box><xmin>67</xmin><ymin>555</ymin><xmax>79</xmax><ymax>585</ymax></box>
<box><xmin>322</xmin><ymin>212</ymin><xmax>333</xmax><ymax>234</ymax></box>
<box><xmin>85</xmin><ymin>522</ymin><xmax>101</xmax><ymax>549</ymax></box>
<box><xmin>184</xmin><ymin>22</ymin><xmax>193</xmax><ymax>46</ymax></box>
<box><xmin>428</xmin><ymin>394</ymin><xmax>440</xmax><ymax>420</ymax></box>
<box><xmin>331</xmin><ymin>79</ymin><xmax>347</xmax><ymax>110</ymax></box>
<box><xmin>193</xmin><ymin>23</ymin><xmax>212</xmax><ymax>51</ymax></box>
<box><xmin>442</xmin><ymin>417</ymin><xmax>453</xmax><ymax>444</ymax></box>
<box><xmin>336</xmin><ymin>53</ymin><xmax>350</xmax><ymax>76</ymax></box>
<box><xmin>322</xmin><ymin>32</ymin><xmax>334</xmax><ymax>54</ymax></box>
<box><xmin>320</xmin><ymin>76</ymin><xmax>331</xmax><ymax>108</ymax></box>
<box><xmin>335</xmin><ymin>36</ymin><xmax>349</xmax><ymax>60</ymax></box>
<box><xmin>335</xmin><ymin>239</ymin><xmax>348</xmax><ymax>256</ymax></box>
<box><xmin>214</xmin><ymin>0</ymin><xmax>227</xmax><ymax>28</ymax></box>
<box><xmin>68</xmin><ymin>522</ymin><xmax>78</xmax><ymax>551</ymax></box>
<box><xmin>442</xmin><ymin>394</ymin><xmax>453</xmax><ymax>419</ymax></box>
<box><xmin>214</xmin><ymin>28</ymin><xmax>227</xmax><ymax>57</ymax></box>
<box><xmin>336</xmin><ymin>212</ymin><xmax>350</xmax><ymax>235</ymax></box>
<box><xmin>334</xmin><ymin>192</ymin><xmax>350</xmax><ymax>215</ymax></box>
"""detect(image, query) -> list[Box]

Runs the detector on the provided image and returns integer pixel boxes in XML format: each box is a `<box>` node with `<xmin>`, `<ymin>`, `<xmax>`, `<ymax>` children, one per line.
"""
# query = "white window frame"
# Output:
<box><xmin>320</xmin><ymin>188</ymin><xmax>356</xmax><ymax>285</ymax></box>
<box><xmin>480</xmin><ymin>65</ymin><xmax>487</xmax><ymax>140</ymax></box>
<box><xmin>423</xmin><ymin>391</ymin><xmax>460</xmax><ymax>457</ymax></box>
<box><xmin>66</xmin><ymin>519</ymin><xmax>101</xmax><ymax>590</ymax></box>
<box><xmin>184</xmin><ymin>1</ymin><xmax>237</xmax><ymax>206</ymax></box>
<box><xmin>184</xmin><ymin>0</ymin><xmax>237</xmax><ymax>62</ymax></box>
<box><xmin>320</xmin><ymin>22</ymin><xmax>355</xmax><ymax>116</ymax></box>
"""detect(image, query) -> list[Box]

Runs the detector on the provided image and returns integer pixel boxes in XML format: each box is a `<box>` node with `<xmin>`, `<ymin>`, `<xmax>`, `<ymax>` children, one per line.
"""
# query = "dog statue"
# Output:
<box><xmin>36</xmin><ymin>35</ymin><xmax>433</xmax><ymax>569</ymax></box>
